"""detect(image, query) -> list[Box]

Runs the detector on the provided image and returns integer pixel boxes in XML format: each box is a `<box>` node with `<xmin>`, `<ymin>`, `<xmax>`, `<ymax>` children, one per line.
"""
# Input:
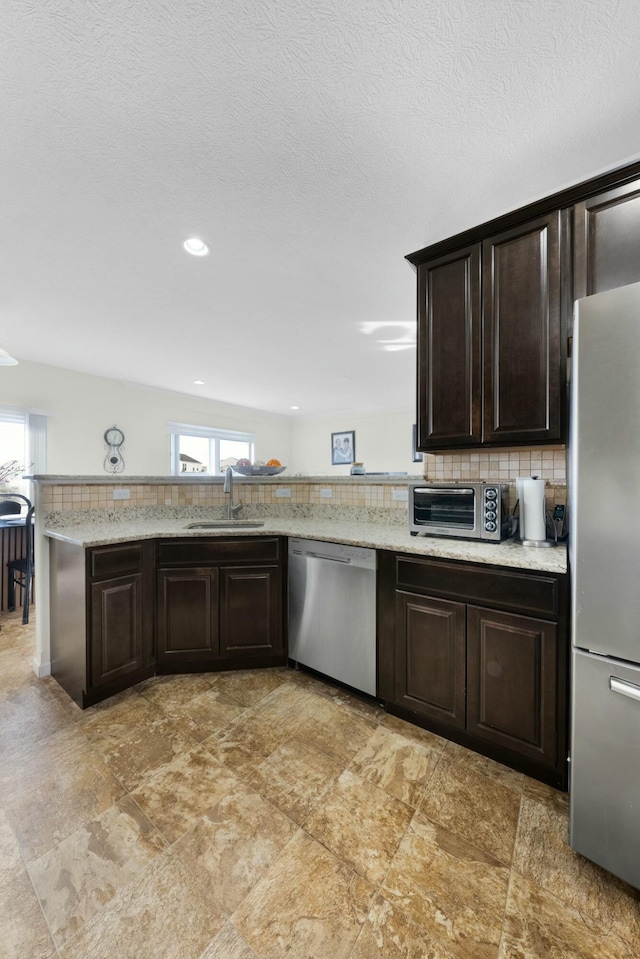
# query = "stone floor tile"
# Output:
<box><xmin>79</xmin><ymin>690</ymin><xmax>198</xmax><ymax>791</ymax></box>
<box><xmin>137</xmin><ymin>671</ymin><xmax>220</xmax><ymax>707</ymax></box>
<box><xmin>0</xmin><ymin>808</ymin><xmax>56</xmax><ymax>959</ymax></box>
<box><xmin>513</xmin><ymin>796</ymin><xmax>640</xmax><ymax>946</ymax></box>
<box><xmin>0</xmin><ymin>725</ymin><xmax>126</xmax><ymax>862</ymax></box>
<box><xmin>248</xmin><ymin>736</ymin><xmax>343</xmax><ymax>824</ymax></box>
<box><xmin>294</xmin><ymin>695</ymin><xmax>378</xmax><ymax>764</ymax></box>
<box><xmin>523</xmin><ymin>775</ymin><xmax>570</xmax><ymax>813</ymax></box>
<box><xmin>27</xmin><ymin>794</ymin><xmax>166</xmax><ymax>947</ymax></box>
<box><xmin>153</xmin><ymin>686</ymin><xmax>248</xmax><ymax>741</ymax></box>
<box><xmin>304</xmin><ymin>768</ymin><xmax>413</xmax><ymax>885</ymax></box>
<box><xmin>200</xmin><ymin>922</ymin><xmax>261</xmax><ymax>959</ymax></box>
<box><xmin>58</xmin><ymin>850</ymin><xmax>225</xmax><ymax>959</ymax></box>
<box><xmin>40</xmin><ymin>674</ymin><xmax>85</xmax><ymax>722</ymax></box>
<box><xmin>351</xmin><ymin>894</ymin><xmax>459</xmax><ymax>959</ymax></box>
<box><xmin>201</xmin><ymin>710</ymin><xmax>290</xmax><ymax>775</ymax></box>
<box><xmin>0</xmin><ymin>679</ymin><xmax>72</xmax><ymax>761</ymax></box>
<box><xmin>443</xmin><ymin>740</ymin><xmax>525</xmax><ymax>791</ymax></box>
<box><xmin>208</xmin><ymin>668</ymin><xmax>289</xmax><ymax>706</ymax></box>
<box><xmin>0</xmin><ymin>645</ymin><xmax>40</xmax><ymax>695</ymax></box>
<box><xmin>233</xmin><ymin>830</ymin><xmax>375</xmax><ymax>959</ymax></box>
<box><xmin>382</xmin><ymin>811</ymin><xmax>510</xmax><ymax>959</ymax></box>
<box><xmin>499</xmin><ymin>871</ymin><xmax>638</xmax><ymax>959</ymax></box>
<box><xmin>132</xmin><ymin>743</ymin><xmax>242</xmax><ymax>843</ymax></box>
<box><xmin>420</xmin><ymin>753</ymin><xmax>522</xmax><ymax>865</ymax></box>
<box><xmin>379</xmin><ymin>712</ymin><xmax>449</xmax><ymax>750</ymax></box>
<box><xmin>349</xmin><ymin>723</ymin><xmax>443</xmax><ymax>807</ymax></box>
<box><xmin>3</xmin><ymin>611</ymin><xmax>640</xmax><ymax>959</ymax></box>
<box><xmin>172</xmin><ymin>786</ymin><xmax>297</xmax><ymax>915</ymax></box>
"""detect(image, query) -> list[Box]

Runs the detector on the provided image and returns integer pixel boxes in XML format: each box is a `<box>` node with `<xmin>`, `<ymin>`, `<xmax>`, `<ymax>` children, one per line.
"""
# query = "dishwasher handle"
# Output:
<box><xmin>306</xmin><ymin>550</ymin><xmax>352</xmax><ymax>564</ymax></box>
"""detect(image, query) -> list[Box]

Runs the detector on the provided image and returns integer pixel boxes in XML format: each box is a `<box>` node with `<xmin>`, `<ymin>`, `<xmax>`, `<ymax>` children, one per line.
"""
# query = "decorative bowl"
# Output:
<box><xmin>232</xmin><ymin>465</ymin><xmax>286</xmax><ymax>476</ymax></box>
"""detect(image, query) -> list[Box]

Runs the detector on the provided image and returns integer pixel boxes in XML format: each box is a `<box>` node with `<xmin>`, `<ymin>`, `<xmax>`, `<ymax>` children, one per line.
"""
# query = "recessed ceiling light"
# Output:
<box><xmin>290</xmin><ymin>405</ymin><xmax>299</xmax><ymax>410</ymax></box>
<box><xmin>183</xmin><ymin>238</ymin><xmax>209</xmax><ymax>256</ymax></box>
<box><xmin>193</xmin><ymin>380</ymin><xmax>205</xmax><ymax>385</ymax></box>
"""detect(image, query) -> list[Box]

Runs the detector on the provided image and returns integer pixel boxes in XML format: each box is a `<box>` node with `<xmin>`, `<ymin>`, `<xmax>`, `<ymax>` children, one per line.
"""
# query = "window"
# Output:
<box><xmin>0</xmin><ymin>408</ymin><xmax>47</xmax><ymax>499</ymax></box>
<box><xmin>168</xmin><ymin>422</ymin><xmax>255</xmax><ymax>476</ymax></box>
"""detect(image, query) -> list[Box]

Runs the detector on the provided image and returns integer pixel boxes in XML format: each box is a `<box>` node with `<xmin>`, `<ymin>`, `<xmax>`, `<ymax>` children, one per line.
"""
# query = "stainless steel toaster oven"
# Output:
<box><xmin>409</xmin><ymin>482</ymin><xmax>510</xmax><ymax>542</ymax></box>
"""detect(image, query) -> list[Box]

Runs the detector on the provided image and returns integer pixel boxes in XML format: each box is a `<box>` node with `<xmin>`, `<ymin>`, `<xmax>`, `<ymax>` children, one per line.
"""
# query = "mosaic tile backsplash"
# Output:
<box><xmin>423</xmin><ymin>447</ymin><xmax>567</xmax><ymax>511</ymax></box>
<box><xmin>41</xmin><ymin>446</ymin><xmax>567</xmax><ymax>524</ymax></box>
<box><xmin>41</xmin><ymin>482</ymin><xmax>409</xmax><ymax>513</ymax></box>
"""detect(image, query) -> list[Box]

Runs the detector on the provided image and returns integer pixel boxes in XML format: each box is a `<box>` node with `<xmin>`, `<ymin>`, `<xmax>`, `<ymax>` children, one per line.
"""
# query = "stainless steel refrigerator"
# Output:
<box><xmin>570</xmin><ymin>280</ymin><xmax>640</xmax><ymax>890</ymax></box>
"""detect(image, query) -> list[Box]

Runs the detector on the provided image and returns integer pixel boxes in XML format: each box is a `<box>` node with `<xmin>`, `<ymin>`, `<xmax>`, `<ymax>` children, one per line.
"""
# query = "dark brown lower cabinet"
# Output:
<box><xmin>155</xmin><ymin>538</ymin><xmax>286</xmax><ymax>673</ymax></box>
<box><xmin>466</xmin><ymin>605</ymin><xmax>557</xmax><ymax>766</ymax></box>
<box><xmin>50</xmin><ymin>539</ymin><xmax>155</xmax><ymax>707</ymax></box>
<box><xmin>156</xmin><ymin>568</ymin><xmax>219</xmax><ymax>665</ymax></box>
<box><xmin>219</xmin><ymin>565</ymin><xmax>282</xmax><ymax>658</ymax></box>
<box><xmin>90</xmin><ymin>571</ymin><xmax>148</xmax><ymax>688</ymax></box>
<box><xmin>378</xmin><ymin>550</ymin><xmax>568</xmax><ymax>789</ymax></box>
<box><xmin>395</xmin><ymin>591</ymin><xmax>465</xmax><ymax>728</ymax></box>
<box><xmin>50</xmin><ymin>535</ymin><xmax>286</xmax><ymax>707</ymax></box>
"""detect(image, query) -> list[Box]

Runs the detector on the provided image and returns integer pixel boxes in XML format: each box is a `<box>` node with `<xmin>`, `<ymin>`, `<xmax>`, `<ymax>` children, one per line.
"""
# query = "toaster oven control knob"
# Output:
<box><xmin>485</xmin><ymin>520</ymin><xmax>497</xmax><ymax>532</ymax></box>
<box><xmin>485</xmin><ymin>488</ymin><xmax>497</xmax><ymax>500</ymax></box>
<box><xmin>485</xmin><ymin>509</ymin><xmax>496</xmax><ymax>521</ymax></box>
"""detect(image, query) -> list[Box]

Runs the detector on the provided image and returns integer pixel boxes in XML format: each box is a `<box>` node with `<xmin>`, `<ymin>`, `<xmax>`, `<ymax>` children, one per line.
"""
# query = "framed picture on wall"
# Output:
<box><xmin>412</xmin><ymin>424</ymin><xmax>423</xmax><ymax>463</ymax></box>
<box><xmin>331</xmin><ymin>430</ymin><xmax>356</xmax><ymax>465</ymax></box>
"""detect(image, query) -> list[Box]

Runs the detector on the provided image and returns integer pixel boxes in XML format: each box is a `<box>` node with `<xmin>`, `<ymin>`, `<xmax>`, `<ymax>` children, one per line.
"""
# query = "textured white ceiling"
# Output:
<box><xmin>2</xmin><ymin>0</ymin><xmax>640</xmax><ymax>415</ymax></box>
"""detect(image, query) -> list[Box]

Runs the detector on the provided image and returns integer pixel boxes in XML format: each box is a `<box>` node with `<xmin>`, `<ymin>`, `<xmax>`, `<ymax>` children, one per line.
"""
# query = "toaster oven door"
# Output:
<box><xmin>413</xmin><ymin>487</ymin><xmax>477</xmax><ymax>533</ymax></box>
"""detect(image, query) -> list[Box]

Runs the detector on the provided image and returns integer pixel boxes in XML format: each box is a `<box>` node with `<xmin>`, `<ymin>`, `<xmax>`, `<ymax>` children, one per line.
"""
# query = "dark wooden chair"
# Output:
<box><xmin>3</xmin><ymin>494</ymin><xmax>34</xmax><ymax>624</ymax></box>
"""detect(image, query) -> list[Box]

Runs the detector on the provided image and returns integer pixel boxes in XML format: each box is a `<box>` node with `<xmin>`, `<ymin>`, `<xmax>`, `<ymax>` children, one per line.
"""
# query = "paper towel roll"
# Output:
<box><xmin>516</xmin><ymin>477</ymin><xmax>526</xmax><ymax>541</ymax></box>
<box><xmin>521</xmin><ymin>478</ymin><xmax>547</xmax><ymax>542</ymax></box>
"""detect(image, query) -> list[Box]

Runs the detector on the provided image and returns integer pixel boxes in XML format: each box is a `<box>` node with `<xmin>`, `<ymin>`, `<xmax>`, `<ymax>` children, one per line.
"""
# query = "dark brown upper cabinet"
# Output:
<box><xmin>409</xmin><ymin>158</ymin><xmax>640</xmax><ymax>452</ymax></box>
<box><xmin>482</xmin><ymin>213</ymin><xmax>563</xmax><ymax>446</ymax></box>
<box><xmin>417</xmin><ymin>246</ymin><xmax>481</xmax><ymax>448</ymax></box>
<box><xmin>415</xmin><ymin>213</ymin><xmax>565</xmax><ymax>450</ymax></box>
<box><xmin>574</xmin><ymin>177</ymin><xmax>640</xmax><ymax>300</ymax></box>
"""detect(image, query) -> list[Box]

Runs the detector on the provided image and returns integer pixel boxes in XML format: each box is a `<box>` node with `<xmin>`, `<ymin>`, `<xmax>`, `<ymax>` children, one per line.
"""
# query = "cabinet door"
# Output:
<box><xmin>395</xmin><ymin>591</ymin><xmax>466</xmax><ymax>728</ymax></box>
<box><xmin>482</xmin><ymin>213</ymin><xmax>563</xmax><ymax>445</ymax></box>
<box><xmin>466</xmin><ymin>605</ymin><xmax>557</xmax><ymax>767</ymax></box>
<box><xmin>219</xmin><ymin>565</ymin><xmax>283</xmax><ymax>659</ymax></box>
<box><xmin>156</xmin><ymin>567</ymin><xmax>219</xmax><ymax>664</ymax></box>
<box><xmin>90</xmin><ymin>573</ymin><xmax>148</xmax><ymax>688</ymax></box>
<box><xmin>416</xmin><ymin>246</ymin><xmax>481</xmax><ymax>449</ymax></box>
<box><xmin>574</xmin><ymin>178</ymin><xmax>640</xmax><ymax>299</ymax></box>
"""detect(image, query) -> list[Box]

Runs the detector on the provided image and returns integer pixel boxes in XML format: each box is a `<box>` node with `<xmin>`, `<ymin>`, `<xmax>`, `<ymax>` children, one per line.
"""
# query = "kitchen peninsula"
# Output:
<box><xmin>33</xmin><ymin>473</ymin><xmax>568</xmax><ymax>788</ymax></box>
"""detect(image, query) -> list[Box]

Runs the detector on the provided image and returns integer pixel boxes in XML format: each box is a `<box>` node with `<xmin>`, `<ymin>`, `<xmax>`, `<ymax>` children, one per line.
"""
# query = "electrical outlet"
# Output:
<box><xmin>392</xmin><ymin>488</ymin><xmax>408</xmax><ymax>502</ymax></box>
<box><xmin>275</xmin><ymin>488</ymin><xmax>291</xmax><ymax>498</ymax></box>
<box><xmin>113</xmin><ymin>488</ymin><xmax>130</xmax><ymax>500</ymax></box>
<box><xmin>320</xmin><ymin>488</ymin><xmax>333</xmax><ymax>499</ymax></box>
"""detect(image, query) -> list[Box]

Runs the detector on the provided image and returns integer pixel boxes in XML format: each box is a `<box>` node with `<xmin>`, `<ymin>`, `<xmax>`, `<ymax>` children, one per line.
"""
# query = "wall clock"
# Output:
<box><xmin>104</xmin><ymin>426</ymin><xmax>125</xmax><ymax>473</ymax></box>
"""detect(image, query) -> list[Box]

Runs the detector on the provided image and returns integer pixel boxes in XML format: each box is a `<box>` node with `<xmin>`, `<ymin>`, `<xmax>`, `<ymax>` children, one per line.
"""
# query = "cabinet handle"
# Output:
<box><xmin>610</xmin><ymin>676</ymin><xmax>640</xmax><ymax>702</ymax></box>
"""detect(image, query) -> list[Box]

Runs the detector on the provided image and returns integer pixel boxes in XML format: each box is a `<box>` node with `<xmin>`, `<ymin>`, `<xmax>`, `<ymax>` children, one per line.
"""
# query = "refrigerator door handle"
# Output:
<box><xmin>610</xmin><ymin>676</ymin><xmax>640</xmax><ymax>702</ymax></box>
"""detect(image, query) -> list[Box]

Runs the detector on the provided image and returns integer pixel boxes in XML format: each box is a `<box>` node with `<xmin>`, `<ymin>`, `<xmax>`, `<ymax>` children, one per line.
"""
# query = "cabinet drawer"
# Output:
<box><xmin>157</xmin><ymin>537</ymin><xmax>280</xmax><ymax>567</ymax></box>
<box><xmin>395</xmin><ymin>556</ymin><xmax>560</xmax><ymax>618</ymax></box>
<box><xmin>90</xmin><ymin>543</ymin><xmax>145</xmax><ymax>579</ymax></box>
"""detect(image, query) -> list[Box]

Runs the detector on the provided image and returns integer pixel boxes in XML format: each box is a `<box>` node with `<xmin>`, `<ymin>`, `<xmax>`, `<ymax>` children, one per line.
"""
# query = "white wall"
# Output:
<box><xmin>290</xmin><ymin>407</ymin><xmax>422</xmax><ymax>476</ymax></box>
<box><xmin>0</xmin><ymin>360</ymin><xmax>422</xmax><ymax>477</ymax></box>
<box><xmin>0</xmin><ymin>360</ymin><xmax>293</xmax><ymax>474</ymax></box>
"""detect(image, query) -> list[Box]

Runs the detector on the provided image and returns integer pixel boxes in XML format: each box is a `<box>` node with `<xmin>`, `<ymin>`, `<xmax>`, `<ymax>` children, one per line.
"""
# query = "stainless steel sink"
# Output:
<box><xmin>184</xmin><ymin>520</ymin><xmax>265</xmax><ymax>530</ymax></box>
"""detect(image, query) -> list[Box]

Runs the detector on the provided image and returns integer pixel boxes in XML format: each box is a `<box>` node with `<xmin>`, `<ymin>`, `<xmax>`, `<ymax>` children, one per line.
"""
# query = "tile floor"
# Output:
<box><xmin>1</xmin><ymin>609</ymin><xmax>639</xmax><ymax>958</ymax></box>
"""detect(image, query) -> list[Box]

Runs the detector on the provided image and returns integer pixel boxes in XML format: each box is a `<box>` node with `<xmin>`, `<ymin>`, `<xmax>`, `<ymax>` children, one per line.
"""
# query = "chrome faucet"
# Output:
<box><xmin>223</xmin><ymin>466</ymin><xmax>243</xmax><ymax>520</ymax></box>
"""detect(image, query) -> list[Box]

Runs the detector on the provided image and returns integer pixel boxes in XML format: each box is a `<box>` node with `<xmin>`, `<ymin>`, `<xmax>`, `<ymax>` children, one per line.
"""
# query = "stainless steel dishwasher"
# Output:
<box><xmin>288</xmin><ymin>538</ymin><xmax>377</xmax><ymax>696</ymax></box>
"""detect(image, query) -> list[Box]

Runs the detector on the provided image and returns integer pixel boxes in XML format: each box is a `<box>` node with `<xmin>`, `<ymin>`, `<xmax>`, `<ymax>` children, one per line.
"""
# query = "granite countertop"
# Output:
<box><xmin>44</xmin><ymin>517</ymin><xmax>567</xmax><ymax>574</ymax></box>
